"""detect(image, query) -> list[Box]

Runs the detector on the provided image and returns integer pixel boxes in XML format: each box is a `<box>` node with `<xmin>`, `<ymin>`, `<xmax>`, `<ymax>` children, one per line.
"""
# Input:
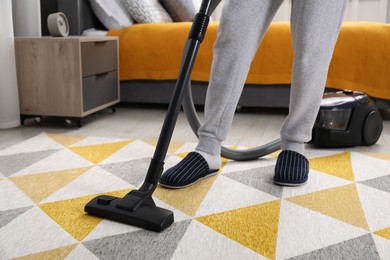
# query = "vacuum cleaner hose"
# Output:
<box><xmin>182</xmin><ymin>81</ymin><xmax>282</xmax><ymax>161</ymax></box>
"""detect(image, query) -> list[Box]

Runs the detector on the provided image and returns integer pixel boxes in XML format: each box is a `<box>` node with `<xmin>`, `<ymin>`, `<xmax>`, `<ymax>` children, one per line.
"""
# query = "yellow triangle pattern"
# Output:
<box><xmin>47</xmin><ymin>133</ymin><xmax>86</xmax><ymax>147</ymax></box>
<box><xmin>10</xmin><ymin>167</ymin><xmax>92</xmax><ymax>203</ymax></box>
<box><xmin>154</xmin><ymin>152</ymin><xmax>228</xmax><ymax>217</ymax></box>
<box><xmin>174</xmin><ymin>152</ymin><xmax>193</xmax><ymax>159</ymax></box>
<box><xmin>154</xmin><ymin>174</ymin><xmax>219</xmax><ymax>217</ymax></box>
<box><xmin>39</xmin><ymin>189</ymin><xmax>131</xmax><ymax>241</ymax></box>
<box><xmin>361</xmin><ymin>152</ymin><xmax>390</xmax><ymax>161</ymax></box>
<box><xmin>13</xmin><ymin>244</ymin><xmax>78</xmax><ymax>260</ymax></box>
<box><xmin>69</xmin><ymin>140</ymin><xmax>133</xmax><ymax>164</ymax></box>
<box><xmin>287</xmin><ymin>184</ymin><xmax>369</xmax><ymax>230</ymax></box>
<box><xmin>146</xmin><ymin>140</ymin><xmax>185</xmax><ymax>154</ymax></box>
<box><xmin>270</xmin><ymin>150</ymin><xmax>282</xmax><ymax>158</ymax></box>
<box><xmin>196</xmin><ymin>200</ymin><xmax>281</xmax><ymax>260</ymax></box>
<box><xmin>374</xmin><ymin>227</ymin><xmax>390</xmax><ymax>240</ymax></box>
<box><xmin>153</xmin><ymin>175</ymin><xmax>217</xmax><ymax>216</ymax></box>
<box><xmin>226</xmin><ymin>145</ymin><xmax>238</xmax><ymax>150</ymax></box>
<box><xmin>309</xmin><ymin>152</ymin><xmax>355</xmax><ymax>181</ymax></box>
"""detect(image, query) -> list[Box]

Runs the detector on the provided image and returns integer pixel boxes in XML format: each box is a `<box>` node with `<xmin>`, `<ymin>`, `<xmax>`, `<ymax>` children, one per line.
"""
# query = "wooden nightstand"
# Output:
<box><xmin>14</xmin><ymin>36</ymin><xmax>120</xmax><ymax>127</ymax></box>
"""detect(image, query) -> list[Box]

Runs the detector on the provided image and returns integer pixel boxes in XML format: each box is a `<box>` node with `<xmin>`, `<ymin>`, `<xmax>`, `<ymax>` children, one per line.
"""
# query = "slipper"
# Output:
<box><xmin>273</xmin><ymin>150</ymin><xmax>309</xmax><ymax>186</ymax></box>
<box><xmin>159</xmin><ymin>152</ymin><xmax>219</xmax><ymax>189</ymax></box>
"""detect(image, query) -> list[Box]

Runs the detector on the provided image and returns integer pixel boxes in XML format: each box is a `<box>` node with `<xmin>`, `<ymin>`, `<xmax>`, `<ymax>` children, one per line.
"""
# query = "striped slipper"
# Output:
<box><xmin>273</xmin><ymin>150</ymin><xmax>309</xmax><ymax>186</ymax></box>
<box><xmin>159</xmin><ymin>152</ymin><xmax>219</xmax><ymax>189</ymax></box>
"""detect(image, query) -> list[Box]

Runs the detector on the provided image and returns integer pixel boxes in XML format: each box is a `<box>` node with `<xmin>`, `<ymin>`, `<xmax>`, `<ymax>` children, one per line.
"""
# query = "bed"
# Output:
<box><xmin>43</xmin><ymin>0</ymin><xmax>390</xmax><ymax>109</ymax></box>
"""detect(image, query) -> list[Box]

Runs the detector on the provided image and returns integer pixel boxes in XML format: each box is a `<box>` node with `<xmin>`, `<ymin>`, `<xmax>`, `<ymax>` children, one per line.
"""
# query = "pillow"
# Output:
<box><xmin>160</xmin><ymin>0</ymin><xmax>196</xmax><ymax>22</ymax></box>
<box><xmin>82</xmin><ymin>28</ymin><xmax>108</xmax><ymax>37</ymax></box>
<box><xmin>121</xmin><ymin>0</ymin><xmax>172</xmax><ymax>24</ymax></box>
<box><xmin>89</xmin><ymin>0</ymin><xmax>134</xmax><ymax>29</ymax></box>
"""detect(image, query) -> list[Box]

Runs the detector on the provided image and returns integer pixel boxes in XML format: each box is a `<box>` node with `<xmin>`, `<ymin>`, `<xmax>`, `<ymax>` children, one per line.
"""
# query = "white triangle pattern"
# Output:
<box><xmin>0</xmin><ymin>207</ymin><xmax>77</xmax><ymax>259</ymax></box>
<box><xmin>352</xmin><ymin>152</ymin><xmax>390</xmax><ymax>182</ymax></box>
<box><xmin>372</xmin><ymin>234</ymin><xmax>390</xmax><ymax>260</ymax></box>
<box><xmin>356</xmin><ymin>183</ymin><xmax>390</xmax><ymax>232</ymax></box>
<box><xmin>0</xmin><ymin>133</ymin><xmax>64</xmax><ymax>156</ymax></box>
<box><xmin>82</xmin><ymin>219</ymin><xmax>142</xmax><ymax>242</ymax></box>
<box><xmin>220</xmin><ymin>156</ymin><xmax>276</xmax><ymax>175</ymax></box>
<box><xmin>304</xmin><ymin>149</ymin><xmax>345</xmax><ymax>159</ymax></box>
<box><xmin>275</xmin><ymin>200</ymin><xmax>368</xmax><ymax>259</ymax></box>
<box><xmin>11</xmin><ymin>149</ymin><xmax>94</xmax><ymax>177</ymax></box>
<box><xmin>0</xmin><ymin>179</ymin><xmax>34</xmax><ymax>211</ymax></box>
<box><xmin>195</xmin><ymin>175</ymin><xmax>278</xmax><ymax>217</ymax></box>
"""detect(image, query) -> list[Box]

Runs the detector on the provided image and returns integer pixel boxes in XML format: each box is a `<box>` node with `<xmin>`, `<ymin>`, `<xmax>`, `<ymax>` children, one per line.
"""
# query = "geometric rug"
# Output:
<box><xmin>0</xmin><ymin>132</ymin><xmax>390</xmax><ymax>260</ymax></box>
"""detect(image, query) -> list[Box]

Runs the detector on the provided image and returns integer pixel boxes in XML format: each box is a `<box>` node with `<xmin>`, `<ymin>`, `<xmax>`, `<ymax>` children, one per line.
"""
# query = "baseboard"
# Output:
<box><xmin>0</xmin><ymin>120</ymin><xmax>21</xmax><ymax>129</ymax></box>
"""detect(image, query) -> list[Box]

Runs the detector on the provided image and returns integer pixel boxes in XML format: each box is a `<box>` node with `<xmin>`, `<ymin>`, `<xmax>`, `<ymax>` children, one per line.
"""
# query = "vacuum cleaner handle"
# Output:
<box><xmin>137</xmin><ymin>0</ymin><xmax>222</xmax><ymax>195</ymax></box>
<box><xmin>203</xmin><ymin>0</ymin><xmax>222</xmax><ymax>16</ymax></box>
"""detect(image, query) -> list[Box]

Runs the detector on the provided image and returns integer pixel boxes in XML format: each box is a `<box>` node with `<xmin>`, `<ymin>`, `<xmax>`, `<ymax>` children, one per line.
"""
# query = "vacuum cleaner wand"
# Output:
<box><xmin>84</xmin><ymin>0</ymin><xmax>222</xmax><ymax>232</ymax></box>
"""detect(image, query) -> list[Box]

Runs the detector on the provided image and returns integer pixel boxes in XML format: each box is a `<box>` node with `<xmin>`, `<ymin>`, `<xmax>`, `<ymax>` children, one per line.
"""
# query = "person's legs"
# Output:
<box><xmin>159</xmin><ymin>0</ymin><xmax>284</xmax><ymax>188</ymax></box>
<box><xmin>274</xmin><ymin>0</ymin><xmax>347</xmax><ymax>186</ymax></box>
<box><xmin>196</xmin><ymin>0</ymin><xmax>284</xmax><ymax>158</ymax></box>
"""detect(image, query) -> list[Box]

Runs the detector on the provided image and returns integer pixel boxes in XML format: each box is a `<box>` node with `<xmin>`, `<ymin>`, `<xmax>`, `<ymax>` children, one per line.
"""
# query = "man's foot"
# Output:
<box><xmin>159</xmin><ymin>152</ymin><xmax>219</xmax><ymax>189</ymax></box>
<box><xmin>273</xmin><ymin>150</ymin><xmax>309</xmax><ymax>186</ymax></box>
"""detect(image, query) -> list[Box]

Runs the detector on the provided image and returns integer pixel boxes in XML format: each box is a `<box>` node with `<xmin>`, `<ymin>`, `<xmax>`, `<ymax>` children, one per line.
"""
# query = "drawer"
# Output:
<box><xmin>81</xmin><ymin>41</ymin><xmax>117</xmax><ymax>77</ymax></box>
<box><xmin>82</xmin><ymin>71</ymin><xmax>119</xmax><ymax>112</ymax></box>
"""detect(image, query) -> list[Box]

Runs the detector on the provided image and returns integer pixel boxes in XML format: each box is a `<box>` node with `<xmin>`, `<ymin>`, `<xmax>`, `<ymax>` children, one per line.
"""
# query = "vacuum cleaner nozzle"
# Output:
<box><xmin>85</xmin><ymin>195</ymin><xmax>174</xmax><ymax>232</ymax></box>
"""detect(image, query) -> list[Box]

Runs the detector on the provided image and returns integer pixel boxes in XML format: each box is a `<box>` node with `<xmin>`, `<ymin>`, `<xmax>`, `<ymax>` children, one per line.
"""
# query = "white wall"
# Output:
<box><xmin>211</xmin><ymin>0</ymin><xmax>389</xmax><ymax>23</ymax></box>
<box><xmin>12</xmin><ymin>0</ymin><xmax>41</xmax><ymax>36</ymax></box>
<box><xmin>0</xmin><ymin>0</ymin><xmax>20</xmax><ymax>128</ymax></box>
<box><xmin>387</xmin><ymin>0</ymin><xmax>390</xmax><ymax>21</ymax></box>
<box><xmin>345</xmin><ymin>0</ymin><xmax>388</xmax><ymax>22</ymax></box>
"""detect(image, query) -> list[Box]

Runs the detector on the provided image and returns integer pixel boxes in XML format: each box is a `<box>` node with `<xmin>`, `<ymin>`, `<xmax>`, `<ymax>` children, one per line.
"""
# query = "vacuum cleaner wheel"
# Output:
<box><xmin>362</xmin><ymin>111</ymin><xmax>383</xmax><ymax>146</ymax></box>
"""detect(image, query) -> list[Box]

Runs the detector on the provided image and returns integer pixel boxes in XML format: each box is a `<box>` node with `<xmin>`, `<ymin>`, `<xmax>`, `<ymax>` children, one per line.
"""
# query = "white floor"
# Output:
<box><xmin>1</xmin><ymin>104</ymin><xmax>389</xmax><ymax>154</ymax></box>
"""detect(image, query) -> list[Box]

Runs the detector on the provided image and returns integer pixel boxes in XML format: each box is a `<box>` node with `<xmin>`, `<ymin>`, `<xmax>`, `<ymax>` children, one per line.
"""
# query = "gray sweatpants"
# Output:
<box><xmin>196</xmin><ymin>0</ymin><xmax>347</xmax><ymax>155</ymax></box>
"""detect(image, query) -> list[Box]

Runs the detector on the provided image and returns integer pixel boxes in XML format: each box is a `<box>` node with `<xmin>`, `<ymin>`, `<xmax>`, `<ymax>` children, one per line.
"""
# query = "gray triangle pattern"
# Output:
<box><xmin>288</xmin><ymin>234</ymin><xmax>380</xmax><ymax>260</ymax></box>
<box><xmin>100</xmin><ymin>158</ymin><xmax>151</xmax><ymax>187</ymax></box>
<box><xmin>222</xmin><ymin>165</ymin><xmax>284</xmax><ymax>198</ymax></box>
<box><xmin>360</xmin><ymin>175</ymin><xmax>390</xmax><ymax>194</ymax></box>
<box><xmin>82</xmin><ymin>220</ymin><xmax>192</xmax><ymax>259</ymax></box>
<box><xmin>0</xmin><ymin>207</ymin><xmax>33</xmax><ymax>229</ymax></box>
<box><xmin>0</xmin><ymin>150</ymin><xmax>60</xmax><ymax>177</ymax></box>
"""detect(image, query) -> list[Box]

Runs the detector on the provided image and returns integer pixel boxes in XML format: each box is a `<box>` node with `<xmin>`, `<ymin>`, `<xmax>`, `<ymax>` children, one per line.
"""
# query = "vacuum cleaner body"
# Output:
<box><xmin>312</xmin><ymin>90</ymin><xmax>383</xmax><ymax>148</ymax></box>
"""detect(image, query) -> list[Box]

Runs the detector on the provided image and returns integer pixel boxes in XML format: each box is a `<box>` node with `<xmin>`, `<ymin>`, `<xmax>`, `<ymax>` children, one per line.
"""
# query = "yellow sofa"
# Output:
<box><xmin>108</xmin><ymin>21</ymin><xmax>390</xmax><ymax>106</ymax></box>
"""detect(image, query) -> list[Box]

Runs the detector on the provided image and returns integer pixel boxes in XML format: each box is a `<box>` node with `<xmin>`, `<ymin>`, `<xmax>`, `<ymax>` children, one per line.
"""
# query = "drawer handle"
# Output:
<box><xmin>96</xmin><ymin>72</ymin><xmax>109</xmax><ymax>77</ymax></box>
<box><xmin>94</xmin><ymin>41</ymin><xmax>109</xmax><ymax>45</ymax></box>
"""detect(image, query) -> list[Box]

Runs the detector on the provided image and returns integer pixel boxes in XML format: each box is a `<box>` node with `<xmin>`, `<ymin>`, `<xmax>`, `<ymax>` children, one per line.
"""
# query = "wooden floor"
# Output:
<box><xmin>1</xmin><ymin>103</ymin><xmax>390</xmax><ymax>154</ymax></box>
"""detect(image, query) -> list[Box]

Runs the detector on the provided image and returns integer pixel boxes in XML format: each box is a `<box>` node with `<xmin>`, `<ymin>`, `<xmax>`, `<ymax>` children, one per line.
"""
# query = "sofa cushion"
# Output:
<box><xmin>89</xmin><ymin>0</ymin><xmax>133</xmax><ymax>29</ymax></box>
<box><xmin>122</xmin><ymin>0</ymin><xmax>172</xmax><ymax>23</ymax></box>
<box><xmin>160</xmin><ymin>0</ymin><xmax>196</xmax><ymax>22</ymax></box>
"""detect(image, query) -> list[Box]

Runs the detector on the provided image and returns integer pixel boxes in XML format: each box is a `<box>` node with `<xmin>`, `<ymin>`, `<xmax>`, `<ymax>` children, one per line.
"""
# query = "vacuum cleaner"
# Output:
<box><xmin>312</xmin><ymin>90</ymin><xmax>383</xmax><ymax>147</ymax></box>
<box><xmin>85</xmin><ymin>0</ymin><xmax>281</xmax><ymax>232</ymax></box>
